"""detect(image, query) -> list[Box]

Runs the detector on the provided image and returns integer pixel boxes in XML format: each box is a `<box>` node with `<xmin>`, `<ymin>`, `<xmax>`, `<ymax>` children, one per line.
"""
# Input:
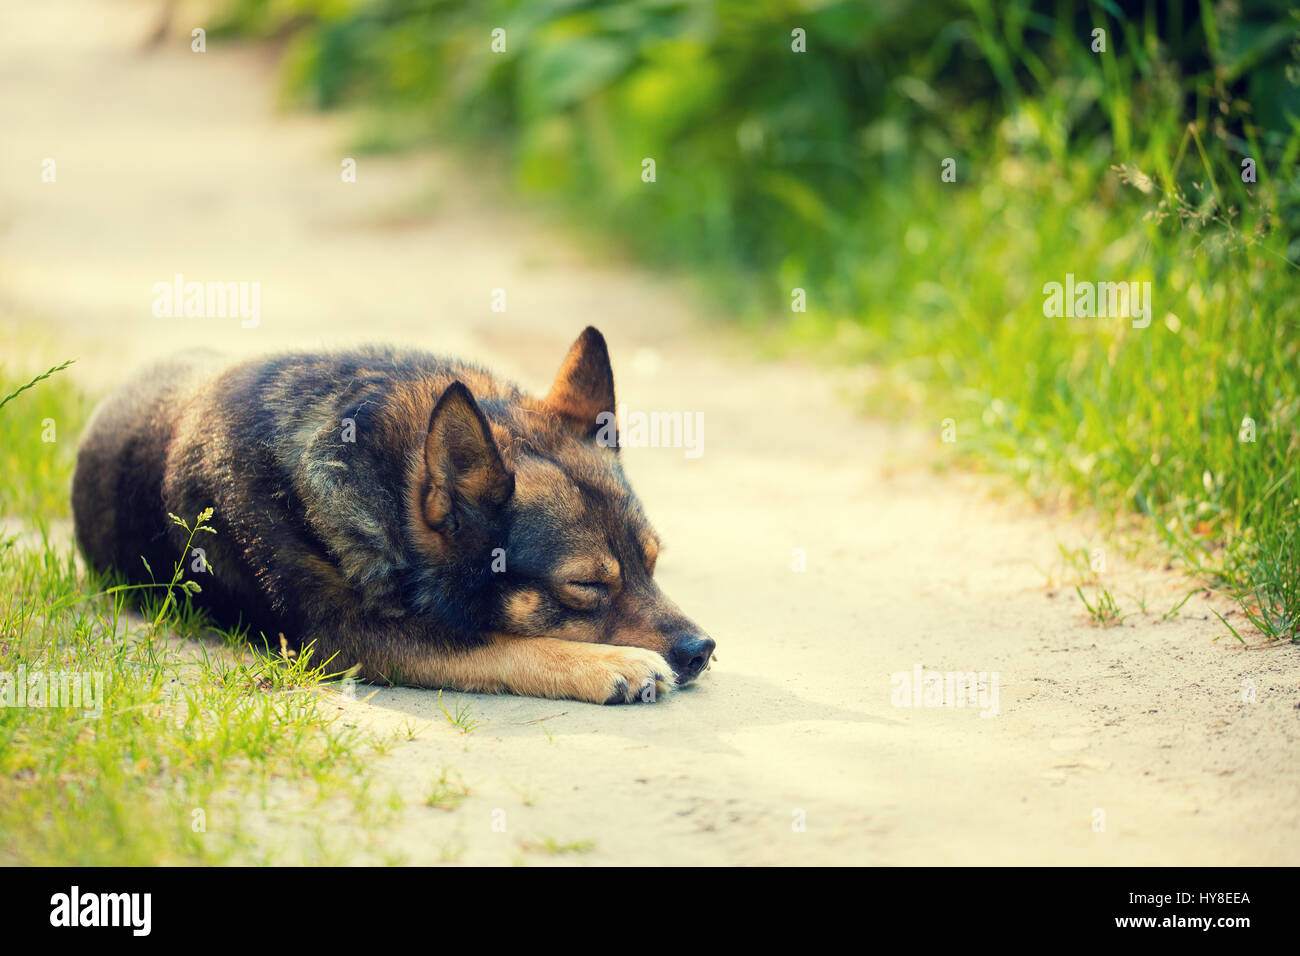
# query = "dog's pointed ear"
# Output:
<box><xmin>544</xmin><ymin>326</ymin><xmax>616</xmax><ymax>441</ymax></box>
<box><xmin>423</xmin><ymin>382</ymin><xmax>514</xmax><ymax>530</ymax></box>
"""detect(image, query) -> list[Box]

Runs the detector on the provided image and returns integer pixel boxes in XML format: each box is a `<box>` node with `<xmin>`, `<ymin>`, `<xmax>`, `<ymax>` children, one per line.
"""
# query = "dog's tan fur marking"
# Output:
<box><xmin>503</xmin><ymin>588</ymin><xmax>543</xmax><ymax>623</ymax></box>
<box><xmin>397</xmin><ymin>633</ymin><xmax>672</xmax><ymax>704</ymax></box>
<box><xmin>641</xmin><ymin>536</ymin><xmax>659</xmax><ymax>573</ymax></box>
<box><xmin>554</xmin><ymin>557</ymin><xmax>621</xmax><ymax>588</ymax></box>
<box><xmin>604</xmin><ymin>626</ymin><xmax>672</xmax><ymax>653</ymax></box>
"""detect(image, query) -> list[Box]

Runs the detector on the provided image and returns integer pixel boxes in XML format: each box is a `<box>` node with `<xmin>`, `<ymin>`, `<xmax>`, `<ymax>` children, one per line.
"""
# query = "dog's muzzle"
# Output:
<box><xmin>667</xmin><ymin>633</ymin><xmax>715</xmax><ymax>684</ymax></box>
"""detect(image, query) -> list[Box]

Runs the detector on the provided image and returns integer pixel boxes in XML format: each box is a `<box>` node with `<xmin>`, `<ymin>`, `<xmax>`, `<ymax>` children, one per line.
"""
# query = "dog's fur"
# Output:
<box><xmin>71</xmin><ymin>328</ymin><xmax>713</xmax><ymax>704</ymax></box>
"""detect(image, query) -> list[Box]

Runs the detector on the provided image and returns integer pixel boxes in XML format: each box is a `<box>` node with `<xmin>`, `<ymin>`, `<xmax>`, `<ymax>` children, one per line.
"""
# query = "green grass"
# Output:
<box><xmin>811</xmin><ymin>122</ymin><xmax>1299</xmax><ymax>643</ymax></box>
<box><xmin>0</xmin><ymin>361</ymin><xmax>90</xmax><ymax>521</ymax></box>
<box><xmin>0</xmin><ymin>369</ymin><xmax>382</xmax><ymax>864</ymax></box>
<box><xmin>520</xmin><ymin>835</ymin><xmax>596</xmax><ymax>856</ymax></box>
<box><xmin>0</xmin><ymin>532</ymin><xmax>375</xmax><ymax>864</ymax></box>
<box><xmin>211</xmin><ymin>0</ymin><xmax>1300</xmax><ymax>642</ymax></box>
<box><xmin>0</xmin><ymin>360</ymin><xmax>76</xmax><ymax>413</ymax></box>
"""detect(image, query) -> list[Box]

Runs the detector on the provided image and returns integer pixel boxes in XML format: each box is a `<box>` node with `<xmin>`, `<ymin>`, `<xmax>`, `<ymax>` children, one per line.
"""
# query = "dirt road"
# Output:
<box><xmin>3</xmin><ymin>0</ymin><xmax>1297</xmax><ymax>865</ymax></box>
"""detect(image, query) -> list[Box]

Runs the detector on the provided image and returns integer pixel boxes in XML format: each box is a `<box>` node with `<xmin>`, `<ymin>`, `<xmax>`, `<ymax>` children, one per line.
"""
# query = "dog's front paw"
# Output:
<box><xmin>579</xmin><ymin>646</ymin><xmax>673</xmax><ymax>705</ymax></box>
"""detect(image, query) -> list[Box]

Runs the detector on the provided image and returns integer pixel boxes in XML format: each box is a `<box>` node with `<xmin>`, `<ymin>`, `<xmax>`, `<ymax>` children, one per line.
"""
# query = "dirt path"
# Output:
<box><xmin>3</xmin><ymin>0</ymin><xmax>1298</xmax><ymax>865</ymax></box>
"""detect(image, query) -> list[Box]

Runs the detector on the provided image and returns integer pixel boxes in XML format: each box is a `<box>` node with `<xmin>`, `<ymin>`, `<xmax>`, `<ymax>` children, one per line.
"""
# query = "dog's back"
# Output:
<box><xmin>72</xmin><ymin>347</ymin><xmax>497</xmax><ymax>635</ymax></box>
<box><xmin>72</xmin><ymin>351</ymin><xmax>220</xmax><ymax>588</ymax></box>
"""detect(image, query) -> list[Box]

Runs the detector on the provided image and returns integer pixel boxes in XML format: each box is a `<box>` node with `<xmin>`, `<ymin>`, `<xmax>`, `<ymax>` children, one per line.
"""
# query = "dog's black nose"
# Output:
<box><xmin>667</xmin><ymin>634</ymin><xmax>715</xmax><ymax>683</ymax></box>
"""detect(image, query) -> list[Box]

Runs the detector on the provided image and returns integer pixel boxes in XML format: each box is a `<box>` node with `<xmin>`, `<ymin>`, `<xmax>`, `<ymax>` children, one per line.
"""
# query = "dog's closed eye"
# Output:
<box><xmin>556</xmin><ymin>581</ymin><xmax>609</xmax><ymax>610</ymax></box>
<box><xmin>552</xmin><ymin>557</ymin><xmax>620</xmax><ymax>611</ymax></box>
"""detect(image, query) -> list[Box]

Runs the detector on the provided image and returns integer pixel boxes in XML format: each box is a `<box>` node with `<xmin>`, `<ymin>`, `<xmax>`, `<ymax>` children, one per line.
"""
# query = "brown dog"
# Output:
<box><xmin>71</xmin><ymin>328</ymin><xmax>714</xmax><ymax>704</ymax></box>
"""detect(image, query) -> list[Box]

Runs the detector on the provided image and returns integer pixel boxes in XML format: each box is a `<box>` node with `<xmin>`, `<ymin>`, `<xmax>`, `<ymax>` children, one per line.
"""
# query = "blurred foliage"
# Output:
<box><xmin>0</xmin><ymin>366</ymin><xmax>90</xmax><ymax>522</ymax></box>
<box><xmin>214</xmin><ymin>0</ymin><xmax>1299</xmax><ymax>280</ymax></box>
<box><xmin>214</xmin><ymin>0</ymin><xmax>1300</xmax><ymax>638</ymax></box>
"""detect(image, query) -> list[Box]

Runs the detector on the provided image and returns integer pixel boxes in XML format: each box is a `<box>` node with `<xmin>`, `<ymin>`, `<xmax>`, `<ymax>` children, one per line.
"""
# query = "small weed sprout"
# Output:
<box><xmin>438</xmin><ymin>690</ymin><xmax>484</xmax><ymax>734</ymax></box>
<box><xmin>1075</xmin><ymin>586</ymin><xmax>1130</xmax><ymax>627</ymax></box>
<box><xmin>425</xmin><ymin>768</ymin><xmax>470</xmax><ymax>811</ymax></box>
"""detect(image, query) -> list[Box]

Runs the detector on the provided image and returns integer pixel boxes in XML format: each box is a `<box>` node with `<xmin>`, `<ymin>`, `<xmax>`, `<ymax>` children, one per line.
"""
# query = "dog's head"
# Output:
<box><xmin>410</xmin><ymin>327</ymin><xmax>714</xmax><ymax>684</ymax></box>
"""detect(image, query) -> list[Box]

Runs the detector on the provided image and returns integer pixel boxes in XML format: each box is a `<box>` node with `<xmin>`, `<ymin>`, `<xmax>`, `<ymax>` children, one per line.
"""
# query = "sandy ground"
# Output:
<box><xmin>3</xmin><ymin>0</ymin><xmax>1298</xmax><ymax>865</ymax></box>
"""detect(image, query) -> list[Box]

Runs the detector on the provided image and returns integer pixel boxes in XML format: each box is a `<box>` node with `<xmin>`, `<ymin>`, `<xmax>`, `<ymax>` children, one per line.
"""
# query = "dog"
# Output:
<box><xmin>71</xmin><ymin>327</ymin><xmax>714</xmax><ymax>704</ymax></box>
